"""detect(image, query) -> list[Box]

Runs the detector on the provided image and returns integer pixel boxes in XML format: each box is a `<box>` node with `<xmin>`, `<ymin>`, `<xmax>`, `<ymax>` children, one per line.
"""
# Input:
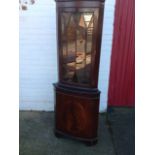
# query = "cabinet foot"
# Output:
<box><xmin>54</xmin><ymin>131</ymin><xmax>62</xmax><ymax>138</ymax></box>
<box><xmin>85</xmin><ymin>140</ymin><xmax>98</xmax><ymax>146</ymax></box>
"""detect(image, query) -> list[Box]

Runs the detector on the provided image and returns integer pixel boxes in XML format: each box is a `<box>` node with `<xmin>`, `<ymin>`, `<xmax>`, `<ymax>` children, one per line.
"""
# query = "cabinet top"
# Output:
<box><xmin>55</xmin><ymin>0</ymin><xmax>105</xmax><ymax>2</ymax></box>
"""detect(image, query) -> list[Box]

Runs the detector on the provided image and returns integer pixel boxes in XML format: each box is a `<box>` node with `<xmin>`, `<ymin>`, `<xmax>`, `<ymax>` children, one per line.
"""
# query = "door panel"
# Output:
<box><xmin>108</xmin><ymin>0</ymin><xmax>135</xmax><ymax>106</ymax></box>
<box><xmin>59</xmin><ymin>8</ymin><xmax>99</xmax><ymax>86</ymax></box>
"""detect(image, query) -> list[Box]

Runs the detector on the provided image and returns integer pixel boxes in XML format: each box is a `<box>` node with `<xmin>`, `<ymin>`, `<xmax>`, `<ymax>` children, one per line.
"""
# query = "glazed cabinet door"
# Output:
<box><xmin>58</xmin><ymin>8</ymin><xmax>99</xmax><ymax>87</ymax></box>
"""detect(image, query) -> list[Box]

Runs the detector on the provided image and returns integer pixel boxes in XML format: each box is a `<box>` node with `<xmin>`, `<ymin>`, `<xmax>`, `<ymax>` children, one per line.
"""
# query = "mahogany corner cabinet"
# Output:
<box><xmin>53</xmin><ymin>0</ymin><xmax>105</xmax><ymax>146</ymax></box>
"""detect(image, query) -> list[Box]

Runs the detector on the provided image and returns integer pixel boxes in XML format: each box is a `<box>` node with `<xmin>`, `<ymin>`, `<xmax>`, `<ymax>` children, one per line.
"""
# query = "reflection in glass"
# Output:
<box><xmin>61</xmin><ymin>11</ymin><xmax>96</xmax><ymax>85</ymax></box>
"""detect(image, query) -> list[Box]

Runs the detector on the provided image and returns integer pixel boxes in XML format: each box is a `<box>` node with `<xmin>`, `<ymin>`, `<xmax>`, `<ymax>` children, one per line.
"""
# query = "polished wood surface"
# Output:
<box><xmin>54</xmin><ymin>84</ymin><xmax>100</xmax><ymax>139</ymax></box>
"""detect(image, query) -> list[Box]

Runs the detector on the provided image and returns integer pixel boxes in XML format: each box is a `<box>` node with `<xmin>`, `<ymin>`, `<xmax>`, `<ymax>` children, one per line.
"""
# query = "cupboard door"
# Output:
<box><xmin>55</xmin><ymin>91</ymin><xmax>99</xmax><ymax>138</ymax></box>
<box><xmin>59</xmin><ymin>8</ymin><xmax>99</xmax><ymax>87</ymax></box>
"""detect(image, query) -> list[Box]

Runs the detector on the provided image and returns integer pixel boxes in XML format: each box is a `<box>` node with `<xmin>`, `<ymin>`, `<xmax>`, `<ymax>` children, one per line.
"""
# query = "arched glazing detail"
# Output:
<box><xmin>60</xmin><ymin>9</ymin><xmax>99</xmax><ymax>85</ymax></box>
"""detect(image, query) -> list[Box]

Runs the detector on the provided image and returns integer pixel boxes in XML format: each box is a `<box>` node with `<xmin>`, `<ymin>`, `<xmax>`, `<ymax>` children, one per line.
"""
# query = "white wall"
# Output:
<box><xmin>99</xmin><ymin>0</ymin><xmax>115</xmax><ymax>112</ymax></box>
<box><xmin>19</xmin><ymin>0</ymin><xmax>115</xmax><ymax>112</ymax></box>
<box><xmin>19</xmin><ymin>0</ymin><xmax>57</xmax><ymax>111</ymax></box>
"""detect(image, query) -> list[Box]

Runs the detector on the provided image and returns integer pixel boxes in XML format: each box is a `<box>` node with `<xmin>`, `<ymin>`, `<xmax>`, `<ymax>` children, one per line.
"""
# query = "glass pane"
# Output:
<box><xmin>60</xmin><ymin>9</ymin><xmax>97</xmax><ymax>85</ymax></box>
<box><xmin>62</xmin><ymin>62</ymin><xmax>75</xmax><ymax>81</ymax></box>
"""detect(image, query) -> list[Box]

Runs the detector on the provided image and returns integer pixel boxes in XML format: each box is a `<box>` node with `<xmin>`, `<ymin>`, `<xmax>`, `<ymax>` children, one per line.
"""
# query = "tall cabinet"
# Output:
<box><xmin>54</xmin><ymin>0</ymin><xmax>105</xmax><ymax>145</ymax></box>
